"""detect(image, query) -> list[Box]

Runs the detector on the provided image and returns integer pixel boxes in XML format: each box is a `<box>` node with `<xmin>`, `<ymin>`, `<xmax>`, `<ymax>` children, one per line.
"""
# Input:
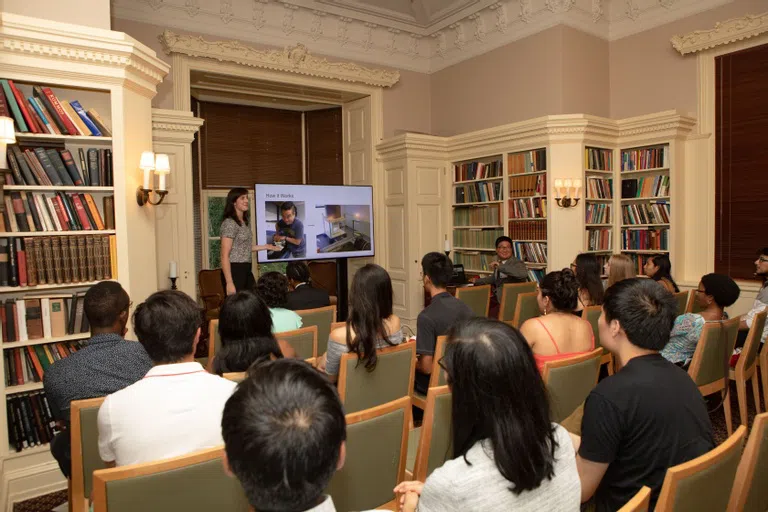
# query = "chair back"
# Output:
<box><xmin>655</xmin><ymin>425</ymin><xmax>746</xmax><ymax>512</ymax></box>
<box><xmin>198</xmin><ymin>269</ymin><xmax>224</xmax><ymax>318</ymax></box>
<box><xmin>582</xmin><ymin>306</ymin><xmax>602</xmax><ymax>348</ymax></box>
<box><xmin>71</xmin><ymin>397</ymin><xmax>108</xmax><ymax>512</ymax></box>
<box><xmin>91</xmin><ymin>447</ymin><xmax>249</xmax><ymax>512</ymax></box>
<box><xmin>542</xmin><ymin>348</ymin><xmax>602</xmax><ymax>423</ymax></box>
<box><xmin>428</xmin><ymin>336</ymin><xmax>448</xmax><ymax>388</ymax></box>
<box><xmin>618</xmin><ymin>487</ymin><xmax>651</xmax><ymax>512</ymax></box>
<box><xmin>728</xmin><ymin>413</ymin><xmax>768</xmax><ymax>512</ymax></box>
<box><xmin>684</xmin><ymin>289</ymin><xmax>704</xmax><ymax>314</ymax></box>
<box><xmin>295</xmin><ymin>305</ymin><xmax>336</xmax><ymax>356</ymax></box>
<box><xmin>413</xmin><ymin>386</ymin><xmax>452</xmax><ymax>482</ymax></box>
<box><xmin>688</xmin><ymin>318</ymin><xmax>739</xmax><ymax>391</ymax></box>
<box><xmin>736</xmin><ymin>310</ymin><xmax>767</xmax><ymax>377</ymax></box>
<box><xmin>673</xmin><ymin>290</ymin><xmax>690</xmax><ymax>316</ymax></box>
<box><xmin>456</xmin><ymin>284</ymin><xmax>491</xmax><ymax>317</ymax></box>
<box><xmin>277</xmin><ymin>325</ymin><xmax>318</xmax><ymax>360</ymax></box>
<box><xmin>222</xmin><ymin>372</ymin><xmax>246</xmax><ymax>383</ymax></box>
<box><xmin>327</xmin><ymin>397</ymin><xmax>410</xmax><ymax>512</ymax></box>
<box><xmin>338</xmin><ymin>341</ymin><xmax>415</xmax><ymax>414</ymax></box>
<box><xmin>207</xmin><ymin>319</ymin><xmax>220</xmax><ymax>361</ymax></box>
<box><xmin>512</xmin><ymin>291</ymin><xmax>540</xmax><ymax>329</ymax></box>
<box><xmin>498</xmin><ymin>282</ymin><xmax>537</xmax><ymax>321</ymax></box>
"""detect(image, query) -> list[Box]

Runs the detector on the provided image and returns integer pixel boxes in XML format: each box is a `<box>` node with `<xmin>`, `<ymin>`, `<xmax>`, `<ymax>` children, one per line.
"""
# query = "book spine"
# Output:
<box><xmin>16</xmin><ymin>239</ymin><xmax>27</xmax><ymax>287</ymax></box>
<box><xmin>33</xmin><ymin>86</ymin><xmax>66</xmax><ymax>134</ymax></box>
<box><xmin>32</xmin><ymin>148</ymin><xmax>64</xmax><ymax>186</ymax></box>
<box><xmin>23</xmin><ymin>237</ymin><xmax>37</xmax><ymax>286</ymax></box>
<box><xmin>8</xmin><ymin>81</ymin><xmax>37</xmax><ymax>133</ymax></box>
<box><xmin>33</xmin><ymin>238</ymin><xmax>47</xmax><ymax>285</ymax></box>
<box><xmin>86</xmin><ymin>109</ymin><xmax>112</xmax><ymax>137</ymax></box>
<box><xmin>24</xmin><ymin>193</ymin><xmax>43</xmax><ymax>232</ymax></box>
<box><xmin>61</xmin><ymin>236</ymin><xmax>72</xmax><ymax>283</ymax></box>
<box><xmin>87</xmin><ymin>149</ymin><xmax>100</xmax><ymax>186</ymax></box>
<box><xmin>59</xmin><ymin>150</ymin><xmax>84</xmax><ymax>186</ymax></box>
<box><xmin>6</xmin><ymin>148</ymin><xmax>26</xmax><ymax>185</ymax></box>
<box><xmin>70</xmin><ymin>194</ymin><xmax>92</xmax><ymax>230</ymax></box>
<box><xmin>0</xmin><ymin>80</ymin><xmax>28</xmax><ymax>132</ymax></box>
<box><xmin>41</xmin><ymin>88</ymin><xmax>78</xmax><ymax>136</ymax></box>
<box><xmin>0</xmin><ymin>86</ymin><xmax>10</xmax><ymax>118</ymax></box>
<box><xmin>69</xmin><ymin>101</ymin><xmax>102</xmax><ymax>136</ymax></box>
<box><xmin>83</xmin><ymin>194</ymin><xmax>105</xmax><ymax>230</ymax></box>
<box><xmin>68</xmin><ymin>236</ymin><xmax>80</xmax><ymax>283</ymax></box>
<box><xmin>32</xmin><ymin>97</ymin><xmax>60</xmax><ymax>135</ymax></box>
<box><xmin>51</xmin><ymin>237</ymin><xmax>63</xmax><ymax>284</ymax></box>
<box><xmin>46</xmin><ymin>149</ymin><xmax>75</xmax><ymax>186</ymax></box>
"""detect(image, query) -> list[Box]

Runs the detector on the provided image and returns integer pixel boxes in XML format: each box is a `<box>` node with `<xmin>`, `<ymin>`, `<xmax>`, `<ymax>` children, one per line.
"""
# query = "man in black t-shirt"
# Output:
<box><xmin>415</xmin><ymin>252</ymin><xmax>473</xmax><ymax>395</ymax></box>
<box><xmin>574</xmin><ymin>278</ymin><xmax>714</xmax><ymax>511</ymax></box>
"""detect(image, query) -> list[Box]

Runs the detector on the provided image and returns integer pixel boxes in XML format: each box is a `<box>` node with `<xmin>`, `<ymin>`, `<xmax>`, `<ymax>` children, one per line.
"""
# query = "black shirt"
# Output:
<box><xmin>286</xmin><ymin>283</ymin><xmax>331</xmax><ymax>311</ymax></box>
<box><xmin>579</xmin><ymin>353</ymin><xmax>714</xmax><ymax>511</ymax></box>
<box><xmin>415</xmin><ymin>292</ymin><xmax>473</xmax><ymax>394</ymax></box>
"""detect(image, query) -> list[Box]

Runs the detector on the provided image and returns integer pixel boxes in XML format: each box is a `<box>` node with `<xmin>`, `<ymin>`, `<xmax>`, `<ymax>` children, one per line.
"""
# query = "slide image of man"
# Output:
<box><xmin>266</xmin><ymin>201</ymin><xmax>306</xmax><ymax>260</ymax></box>
<box><xmin>316</xmin><ymin>204</ymin><xmax>372</xmax><ymax>254</ymax></box>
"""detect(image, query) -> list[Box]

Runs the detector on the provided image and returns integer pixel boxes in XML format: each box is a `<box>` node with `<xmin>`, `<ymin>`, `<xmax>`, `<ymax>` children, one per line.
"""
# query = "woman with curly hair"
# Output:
<box><xmin>256</xmin><ymin>272</ymin><xmax>303</xmax><ymax>333</ymax></box>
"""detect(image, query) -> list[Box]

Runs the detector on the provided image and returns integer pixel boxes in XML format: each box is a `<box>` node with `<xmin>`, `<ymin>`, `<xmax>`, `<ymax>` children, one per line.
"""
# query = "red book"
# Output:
<box><xmin>16</xmin><ymin>241</ymin><xmax>26</xmax><ymax>287</ymax></box>
<box><xmin>13</xmin><ymin>349</ymin><xmax>23</xmax><ymax>385</ymax></box>
<box><xmin>70</xmin><ymin>195</ymin><xmax>92</xmax><ymax>230</ymax></box>
<box><xmin>25</xmin><ymin>346</ymin><xmax>44</xmax><ymax>381</ymax></box>
<box><xmin>0</xmin><ymin>307</ymin><xmax>6</xmax><ymax>343</ymax></box>
<box><xmin>42</xmin><ymin>88</ymin><xmax>77</xmax><ymax>136</ymax></box>
<box><xmin>8</xmin><ymin>81</ymin><xmax>38</xmax><ymax>134</ymax></box>
<box><xmin>0</xmin><ymin>87</ymin><xmax>10</xmax><ymax>118</ymax></box>
<box><xmin>51</xmin><ymin>197</ymin><xmax>70</xmax><ymax>231</ymax></box>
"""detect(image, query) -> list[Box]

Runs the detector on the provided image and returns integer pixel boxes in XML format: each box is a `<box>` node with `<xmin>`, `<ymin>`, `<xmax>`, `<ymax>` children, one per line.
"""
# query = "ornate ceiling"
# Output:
<box><xmin>112</xmin><ymin>0</ymin><xmax>734</xmax><ymax>73</ymax></box>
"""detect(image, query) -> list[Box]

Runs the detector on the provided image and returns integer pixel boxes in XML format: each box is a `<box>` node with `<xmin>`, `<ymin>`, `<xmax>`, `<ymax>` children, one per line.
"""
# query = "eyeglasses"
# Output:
<box><xmin>694</xmin><ymin>289</ymin><xmax>706</xmax><ymax>294</ymax></box>
<box><xmin>759</xmin><ymin>257</ymin><xmax>768</xmax><ymax>263</ymax></box>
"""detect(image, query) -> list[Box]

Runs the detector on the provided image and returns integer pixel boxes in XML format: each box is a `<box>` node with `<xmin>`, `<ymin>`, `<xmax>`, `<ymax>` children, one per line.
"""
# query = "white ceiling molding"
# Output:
<box><xmin>159</xmin><ymin>30</ymin><xmax>401</xmax><ymax>87</ymax></box>
<box><xmin>670</xmin><ymin>11</ymin><xmax>768</xmax><ymax>55</ymax></box>
<box><xmin>112</xmin><ymin>0</ymin><xmax>735</xmax><ymax>74</ymax></box>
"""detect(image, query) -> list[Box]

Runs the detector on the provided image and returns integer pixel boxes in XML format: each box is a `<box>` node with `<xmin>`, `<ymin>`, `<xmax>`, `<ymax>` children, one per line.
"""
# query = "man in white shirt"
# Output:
<box><xmin>738</xmin><ymin>248</ymin><xmax>768</xmax><ymax>345</ymax></box>
<box><xmin>98</xmin><ymin>290</ymin><xmax>236</xmax><ymax>467</ymax></box>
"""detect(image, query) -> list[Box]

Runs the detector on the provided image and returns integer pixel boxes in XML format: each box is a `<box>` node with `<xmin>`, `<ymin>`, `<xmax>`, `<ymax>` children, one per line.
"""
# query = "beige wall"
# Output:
<box><xmin>4</xmin><ymin>0</ymin><xmax>110</xmax><ymax>28</ymax></box>
<box><xmin>562</xmin><ymin>26</ymin><xmax>610</xmax><ymax>117</ymax></box>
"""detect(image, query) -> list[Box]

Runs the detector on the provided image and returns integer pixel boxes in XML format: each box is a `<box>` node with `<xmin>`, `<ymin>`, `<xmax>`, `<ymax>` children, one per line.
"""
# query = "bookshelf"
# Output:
<box><xmin>619</xmin><ymin>143</ymin><xmax>671</xmax><ymax>274</ymax></box>
<box><xmin>507</xmin><ymin>148</ymin><xmax>548</xmax><ymax>283</ymax></box>
<box><xmin>584</xmin><ymin>147</ymin><xmax>614</xmax><ymax>275</ymax></box>
<box><xmin>451</xmin><ymin>156</ymin><xmax>504</xmax><ymax>274</ymax></box>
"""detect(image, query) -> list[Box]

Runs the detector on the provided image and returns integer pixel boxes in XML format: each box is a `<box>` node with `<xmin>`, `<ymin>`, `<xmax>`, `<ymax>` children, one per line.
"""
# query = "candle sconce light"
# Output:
<box><xmin>554</xmin><ymin>178</ymin><xmax>582</xmax><ymax>208</ymax></box>
<box><xmin>136</xmin><ymin>151</ymin><xmax>170</xmax><ymax>206</ymax></box>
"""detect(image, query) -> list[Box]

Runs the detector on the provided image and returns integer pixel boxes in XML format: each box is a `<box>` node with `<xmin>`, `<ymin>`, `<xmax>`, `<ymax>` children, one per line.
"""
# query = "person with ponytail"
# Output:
<box><xmin>644</xmin><ymin>254</ymin><xmax>680</xmax><ymax>293</ymax></box>
<box><xmin>285</xmin><ymin>261</ymin><xmax>330</xmax><ymax>311</ymax></box>
<box><xmin>520</xmin><ymin>269</ymin><xmax>595</xmax><ymax>372</ymax></box>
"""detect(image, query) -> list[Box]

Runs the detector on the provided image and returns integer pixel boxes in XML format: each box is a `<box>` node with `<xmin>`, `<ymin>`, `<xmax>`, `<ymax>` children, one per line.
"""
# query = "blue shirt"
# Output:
<box><xmin>276</xmin><ymin>218</ymin><xmax>306</xmax><ymax>256</ymax></box>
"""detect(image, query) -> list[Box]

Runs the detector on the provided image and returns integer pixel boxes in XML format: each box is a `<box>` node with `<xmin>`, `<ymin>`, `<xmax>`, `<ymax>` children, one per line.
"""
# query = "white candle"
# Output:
<box><xmin>158</xmin><ymin>172</ymin><xmax>167</xmax><ymax>191</ymax></box>
<box><xmin>444</xmin><ymin>237</ymin><xmax>450</xmax><ymax>252</ymax></box>
<box><xmin>142</xmin><ymin>167</ymin><xmax>151</xmax><ymax>190</ymax></box>
<box><xmin>169</xmin><ymin>261</ymin><xmax>177</xmax><ymax>278</ymax></box>
<box><xmin>554</xmin><ymin>179</ymin><xmax>563</xmax><ymax>198</ymax></box>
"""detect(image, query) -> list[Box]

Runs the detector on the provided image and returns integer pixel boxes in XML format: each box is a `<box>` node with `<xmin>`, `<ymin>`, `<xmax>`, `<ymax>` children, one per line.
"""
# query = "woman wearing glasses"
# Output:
<box><xmin>660</xmin><ymin>273</ymin><xmax>740</xmax><ymax>368</ymax></box>
<box><xmin>394</xmin><ymin>318</ymin><xmax>580</xmax><ymax>511</ymax></box>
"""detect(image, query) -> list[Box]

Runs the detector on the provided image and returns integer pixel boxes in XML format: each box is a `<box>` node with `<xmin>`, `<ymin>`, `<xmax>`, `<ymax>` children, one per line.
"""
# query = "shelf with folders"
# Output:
<box><xmin>508</xmin><ymin>148</ymin><xmax>548</xmax><ymax>270</ymax></box>
<box><xmin>452</xmin><ymin>203</ymin><xmax>502</xmax><ymax>228</ymax></box>
<box><xmin>584</xmin><ymin>147</ymin><xmax>614</xmax><ymax>254</ymax></box>
<box><xmin>453</xmin><ymin>228</ymin><xmax>504</xmax><ymax>250</ymax></box>
<box><xmin>452</xmin><ymin>251</ymin><xmax>494</xmax><ymax>273</ymax></box>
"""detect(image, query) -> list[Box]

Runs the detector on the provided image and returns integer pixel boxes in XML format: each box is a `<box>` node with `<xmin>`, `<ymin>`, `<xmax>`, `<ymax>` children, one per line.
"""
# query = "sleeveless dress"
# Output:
<box><xmin>532</xmin><ymin>318</ymin><xmax>595</xmax><ymax>372</ymax></box>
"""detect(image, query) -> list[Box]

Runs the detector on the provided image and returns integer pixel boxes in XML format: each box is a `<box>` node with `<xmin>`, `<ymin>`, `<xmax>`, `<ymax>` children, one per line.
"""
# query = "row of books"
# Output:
<box><xmin>454</xmin><ymin>160</ymin><xmax>502</xmax><ymax>182</ymax></box>
<box><xmin>453</xmin><ymin>252</ymin><xmax>493</xmax><ymax>272</ymax></box>
<box><xmin>509</xmin><ymin>220</ymin><xmax>547</xmax><ymax>241</ymax></box>
<box><xmin>0</xmin><ymin>79</ymin><xmax>111</xmax><ymax>136</ymax></box>
<box><xmin>586</xmin><ymin>177</ymin><xmax>613</xmax><ymax>200</ymax></box>
<box><xmin>621</xmin><ymin>146</ymin><xmax>669</xmax><ymax>171</ymax></box>
<box><xmin>509</xmin><ymin>198</ymin><xmax>547</xmax><ymax>219</ymax></box>
<box><xmin>7</xmin><ymin>145</ymin><xmax>113</xmax><ymax>187</ymax></box>
<box><xmin>527</xmin><ymin>268</ymin><xmax>545</xmax><ymax>284</ymax></box>
<box><xmin>621</xmin><ymin>228</ymin><xmax>669</xmax><ymax>251</ymax></box>
<box><xmin>453</xmin><ymin>229</ymin><xmax>504</xmax><ymax>249</ymax></box>
<box><xmin>586</xmin><ymin>204</ymin><xmax>612</xmax><ymax>225</ymax></box>
<box><xmin>620</xmin><ymin>176</ymin><xmax>670</xmax><ymax>199</ymax></box>
<box><xmin>512</xmin><ymin>242</ymin><xmax>547</xmax><ymax>264</ymax></box>
<box><xmin>509</xmin><ymin>149</ymin><xmax>547</xmax><ymax>174</ymax></box>
<box><xmin>6</xmin><ymin>392</ymin><xmax>60</xmax><ymax>452</ymax></box>
<box><xmin>509</xmin><ymin>174</ymin><xmax>546</xmax><ymax>198</ymax></box>
<box><xmin>455</xmin><ymin>182</ymin><xmax>503</xmax><ymax>203</ymax></box>
<box><xmin>453</xmin><ymin>204</ymin><xmax>501</xmax><ymax>227</ymax></box>
<box><xmin>4</xmin><ymin>342</ymin><xmax>83</xmax><ymax>387</ymax></box>
<box><xmin>585</xmin><ymin>148</ymin><xmax>613</xmax><ymax>171</ymax></box>
<box><xmin>2</xmin><ymin>191</ymin><xmax>112</xmax><ymax>234</ymax></box>
<box><xmin>621</xmin><ymin>202</ymin><xmax>670</xmax><ymax>226</ymax></box>
<box><xmin>0</xmin><ymin>235</ymin><xmax>116</xmax><ymax>288</ymax></box>
<box><xmin>1</xmin><ymin>294</ymin><xmax>89</xmax><ymax>343</ymax></box>
<box><xmin>586</xmin><ymin>228</ymin><xmax>613</xmax><ymax>252</ymax></box>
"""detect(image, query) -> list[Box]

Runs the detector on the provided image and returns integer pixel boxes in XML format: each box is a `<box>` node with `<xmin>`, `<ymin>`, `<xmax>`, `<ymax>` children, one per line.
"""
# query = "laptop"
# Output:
<box><xmin>449</xmin><ymin>264</ymin><xmax>469</xmax><ymax>286</ymax></box>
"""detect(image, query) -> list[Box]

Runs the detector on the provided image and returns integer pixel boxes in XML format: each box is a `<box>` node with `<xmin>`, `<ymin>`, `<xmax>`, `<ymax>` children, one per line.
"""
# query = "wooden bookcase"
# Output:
<box><xmin>584</xmin><ymin>146</ymin><xmax>614</xmax><ymax>275</ymax></box>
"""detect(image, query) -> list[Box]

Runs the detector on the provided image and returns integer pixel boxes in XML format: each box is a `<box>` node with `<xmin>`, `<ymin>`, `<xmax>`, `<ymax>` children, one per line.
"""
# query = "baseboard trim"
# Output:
<box><xmin>3</xmin><ymin>461</ymin><xmax>67</xmax><ymax>512</ymax></box>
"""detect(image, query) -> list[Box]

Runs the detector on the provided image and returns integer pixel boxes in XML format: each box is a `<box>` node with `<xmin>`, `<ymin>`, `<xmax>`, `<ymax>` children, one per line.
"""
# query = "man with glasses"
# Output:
<box><xmin>472</xmin><ymin>236</ymin><xmax>528</xmax><ymax>318</ymax></box>
<box><xmin>738</xmin><ymin>248</ymin><xmax>768</xmax><ymax>345</ymax></box>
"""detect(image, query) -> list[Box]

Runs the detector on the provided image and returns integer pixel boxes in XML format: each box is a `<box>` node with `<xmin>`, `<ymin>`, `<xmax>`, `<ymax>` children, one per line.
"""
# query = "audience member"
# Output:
<box><xmin>44</xmin><ymin>282</ymin><xmax>151</xmax><ymax>477</ymax></box>
<box><xmin>520</xmin><ymin>270</ymin><xmax>594</xmax><ymax>372</ymax></box>
<box><xmin>211</xmin><ymin>291</ymin><xmax>296</xmax><ymax>375</ymax></box>
<box><xmin>661</xmin><ymin>274</ymin><xmax>740</xmax><ymax>367</ymax></box>
<box><xmin>415</xmin><ymin>252</ymin><xmax>473</xmax><ymax>395</ymax></box>
<box><xmin>738</xmin><ymin>247</ymin><xmax>768</xmax><ymax>345</ymax></box>
<box><xmin>604</xmin><ymin>254</ymin><xmax>635</xmax><ymax>287</ymax></box>
<box><xmin>97</xmin><ymin>291</ymin><xmax>236</xmax><ymax>467</ymax></box>
<box><xmin>319</xmin><ymin>264</ymin><xmax>402</xmax><ymax>383</ymax></box>
<box><xmin>222</xmin><ymin>359</ymin><xmax>346</xmax><ymax>512</ymax></box>
<box><xmin>257</xmin><ymin>271</ymin><xmax>303</xmax><ymax>333</ymax></box>
<box><xmin>395</xmin><ymin>318</ymin><xmax>580</xmax><ymax>511</ymax></box>
<box><xmin>473</xmin><ymin>236</ymin><xmax>528</xmax><ymax>318</ymax></box>
<box><xmin>285</xmin><ymin>261</ymin><xmax>331</xmax><ymax>310</ymax></box>
<box><xmin>571</xmin><ymin>253</ymin><xmax>605</xmax><ymax>316</ymax></box>
<box><xmin>574</xmin><ymin>278</ymin><xmax>714</xmax><ymax>511</ymax></box>
<box><xmin>644</xmin><ymin>254</ymin><xmax>680</xmax><ymax>293</ymax></box>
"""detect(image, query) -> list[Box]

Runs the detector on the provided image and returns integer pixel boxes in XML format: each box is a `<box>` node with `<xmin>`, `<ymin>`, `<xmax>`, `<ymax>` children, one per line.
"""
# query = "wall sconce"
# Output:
<box><xmin>136</xmin><ymin>151</ymin><xmax>170</xmax><ymax>206</ymax></box>
<box><xmin>0</xmin><ymin>117</ymin><xmax>17</xmax><ymax>210</ymax></box>
<box><xmin>554</xmin><ymin>178</ymin><xmax>582</xmax><ymax>208</ymax></box>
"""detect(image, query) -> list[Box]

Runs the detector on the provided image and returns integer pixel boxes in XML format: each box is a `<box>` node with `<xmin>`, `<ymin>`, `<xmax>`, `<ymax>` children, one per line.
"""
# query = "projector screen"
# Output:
<box><xmin>254</xmin><ymin>184</ymin><xmax>374</xmax><ymax>263</ymax></box>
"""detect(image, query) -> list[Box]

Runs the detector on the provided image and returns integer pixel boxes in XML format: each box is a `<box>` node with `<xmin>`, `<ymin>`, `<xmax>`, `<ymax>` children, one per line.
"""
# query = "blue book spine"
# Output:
<box><xmin>27</xmin><ymin>98</ymin><xmax>52</xmax><ymax>134</ymax></box>
<box><xmin>69</xmin><ymin>101</ymin><xmax>102</xmax><ymax>136</ymax></box>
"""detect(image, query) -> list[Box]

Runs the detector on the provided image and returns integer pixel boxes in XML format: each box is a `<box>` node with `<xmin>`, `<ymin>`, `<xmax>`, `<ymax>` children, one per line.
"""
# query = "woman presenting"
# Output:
<box><xmin>220</xmin><ymin>188</ymin><xmax>278</xmax><ymax>295</ymax></box>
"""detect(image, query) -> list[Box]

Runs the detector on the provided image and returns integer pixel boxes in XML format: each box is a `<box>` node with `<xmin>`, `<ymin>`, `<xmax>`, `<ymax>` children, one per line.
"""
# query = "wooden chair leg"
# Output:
<box><xmin>723</xmin><ymin>388</ymin><xmax>733</xmax><ymax>436</ymax></box>
<box><xmin>752</xmin><ymin>374</ymin><xmax>762</xmax><ymax>415</ymax></box>
<box><xmin>736</xmin><ymin>379</ymin><xmax>748</xmax><ymax>427</ymax></box>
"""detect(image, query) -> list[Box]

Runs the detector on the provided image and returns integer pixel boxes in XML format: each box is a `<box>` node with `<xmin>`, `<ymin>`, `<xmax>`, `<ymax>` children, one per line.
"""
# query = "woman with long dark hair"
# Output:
<box><xmin>210</xmin><ymin>291</ymin><xmax>296</xmax><ymax>375</ymax></box>
<box><xmin>219</xmin><ymin>188</ymin><xmax>278</xmax><ymax>295</ymax></box>
<box><xmin>319</xmin><ymin>264</ymin><xmax>402</xmax><ymax>382</ymax></box>
<box><xmin>571</xmin><ymin>253</ymin><xmax>605</xmax><ymax>316</ymax></box>
<box><xmin>395</xmin><ymin>318</ymin><xmax>580</xmax><ymax>511</ymax></box>
<box><xmin>644</xmin><ymin>254</ymin><xmax>680</xmax><ymax>293</ymax></box>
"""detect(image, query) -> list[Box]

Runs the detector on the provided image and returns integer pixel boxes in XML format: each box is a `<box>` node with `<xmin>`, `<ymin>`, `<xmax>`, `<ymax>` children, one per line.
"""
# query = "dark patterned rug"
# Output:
<box><xmin>13</xmin><ymin>490</ymin><xmax>67</xmax><ymax>512</ymax></box>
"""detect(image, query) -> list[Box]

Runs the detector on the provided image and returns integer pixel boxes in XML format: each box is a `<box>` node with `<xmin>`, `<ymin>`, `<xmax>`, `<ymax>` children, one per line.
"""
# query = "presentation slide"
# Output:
<box><xmin>254</xmin><ymin>184</ymin><xmax>374</xmax><ymax>263</ymax></box>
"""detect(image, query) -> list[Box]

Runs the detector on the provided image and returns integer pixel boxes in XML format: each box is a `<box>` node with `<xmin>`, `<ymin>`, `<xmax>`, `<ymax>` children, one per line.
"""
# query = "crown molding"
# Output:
<box><xmin>159</xmin><ymin>30</ymin><xmax>400</xmax><ymax>87</ymax></box>
<box><xmin>670</xmin><ymin>11</ymin><xmax>768</xmax><ymax>55</ymax></box>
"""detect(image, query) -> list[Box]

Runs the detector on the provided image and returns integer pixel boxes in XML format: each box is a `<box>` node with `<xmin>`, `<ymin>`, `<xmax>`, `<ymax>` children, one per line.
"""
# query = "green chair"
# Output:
<box><xmin>498</xmin><ymin>282</ymin><xmax>537</xmax><ymax>322</ymax></box>
<box><xmin>582</xmin><ymin>305</ymin><xmax>614</xmax><ymax>375</ymax></box>
<box><xmin>338</xmin><ymin>341</ymin><xmax>415</xmax><ymax>414</ymax></box>
<box><xmin>296</xmin><ymin>305</ymin><xmax>336</xmax><ymax>357</ymax></box>
<box><xmin>511</xmin><ymin>291</ymin><xmax>540</xmax><ymax>329</ymax></box>
<box><xmin>456</xmin><ymin>284</ymin><xmax>491</xmax><ymax>317</ymax></box>
<box><xmin>91</xmin><ymin>447</ymin><xmax>249</xmax><ymax>512</ymax></box>
<box><xmin>412</xmin><ymin>336</ymin><xmax>447</xmax><ymax>410</ymax></box>
<box><xmin>277</xmin><ymin>325</ymin><xmax>318</xmax><ymax>360</ymax></box>
<box><xmin>542</xmin><ymin>348</ymin><xmax>602</xmax><ymax>424</ymax></box>
<box><xmin>688</xmin><ymin>317</ymin><xmax>740</xmax><ymax>436</ymax></box>
<box><xmin>412</xmin><ymin>386</ymin><xmax>453</xmax><ymax>482</ymax></box>
<box><xmin>71</xmin><ymin>396</ymin><xmax>108</xmax><ymax>512</ymax></box>
<box><xmin>673</xmin><ymin>290</ymin><xmax>690</xmax><ymax>316</ymax></box>
<box><xmin>328</xmin><ymin>397</ymin><xmax>410</xmax><ymax>512</ymax></box>
<box><xmin>730</xmin><ymin>310</ymin><xmax>767</xmax><ymax>427</ymax></box>
<box><xmin>728</xmin><ymin>413</ymin><xmax>768</xmax><ymax>512</ymax></box>
<box><xmin>655</xmin><ymin>426</ymin><xmax>746</xmax><ymax>512</ymax></box>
